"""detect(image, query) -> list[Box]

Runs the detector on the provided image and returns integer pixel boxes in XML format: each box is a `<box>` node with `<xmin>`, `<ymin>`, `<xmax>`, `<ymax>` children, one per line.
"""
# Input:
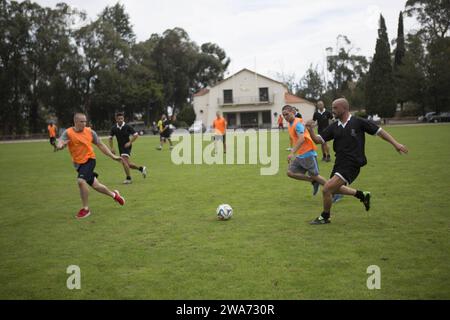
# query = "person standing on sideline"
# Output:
<box><xmin>48</xmin><ymin>121</ymin><xmax>58</xmax><ymax>152</ymax></box>
<box><xmin>277</xmin><ymin>114</ymin><xmax>284</xmax><ymax>131</ymax></box>
<box><xmin>305</xmin><ymin>98</ymin><xmax>408</xmax><ymax>225</ymax></box>
<box><xmin>212</xmin><ymin>111</ymin><xmax>227</xmax><ymax>154</ymax></box>
<box><xmin>313</xmin><ymin>101</ymin><xmax>333</xmax><ymax>162</ymax></box>
<box><xmin>56</xmin><ymin>112</ymin><xmax>125</xmax><ymax>219</ymax></box>
<box><xmin>156</xmin><ymin>114</ymin><xmax>174</xmax><ymax>150</ymax></box>
<box><xmin>108</xmin><ymin>112</ymin><xmax>147</xmax><ymax>184</ymax></box>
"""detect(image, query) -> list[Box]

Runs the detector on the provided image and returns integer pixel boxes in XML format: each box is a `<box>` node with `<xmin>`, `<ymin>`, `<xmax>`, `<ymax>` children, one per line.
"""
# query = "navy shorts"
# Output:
<box><xmin>119</xmin><ymin>145</ymin><xmax>132</xmax><ymax>157</ymax></box>
<box><xmin>77</xmin><ymin>158</ymin><xmax>97</xmax><ymax>186</ymax></box>
<box><xmin>331</xmin><ymin>163</ymin><xmax>360</xmax><ymax>185</ymax></box>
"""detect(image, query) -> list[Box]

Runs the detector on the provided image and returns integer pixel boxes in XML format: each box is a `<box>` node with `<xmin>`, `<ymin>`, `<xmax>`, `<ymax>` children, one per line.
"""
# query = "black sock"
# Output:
<box><xmin>321</xmin><ymin>212</ymin><xmax>330</xmax><ymax>220</ymax></box>
<box><xmin>355</xmin><ymin>190</ymin><xmax>364</xmax><ymax>200</ymax></box>
<box><xmin>139</xmin><ymin>167</ymin><xmax>143</xmax><ymax>172</ymax></box>
<box><xmin>126</xmin><ymin>176</ymin><xmax>131</xmax><ymax>180</ymax></box>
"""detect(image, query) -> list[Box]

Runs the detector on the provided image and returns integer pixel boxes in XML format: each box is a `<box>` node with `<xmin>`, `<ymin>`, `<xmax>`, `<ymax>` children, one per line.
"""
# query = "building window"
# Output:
<box><xmin>262</xmin><ymin>111</ymin><xmax>271</xmax><ymax>124</ymax></box>
<box><xmin>223</xmin><ymin>89</ymin><xmax>233</xmax><ymax>104</ymax></box>
<box><xmin>259</xmin><ymin>87</ymin><xmax>269</xmax><ymax>102</ymax></box>
<box><xmin>224</xmin><ymin>113</ymin><xmax>236</xmax><ymax>128</ymax></box>
<box><xmin>240</xmin><ymin>112</ymin><xmax>258</xmax><ymax>128</ymax></box>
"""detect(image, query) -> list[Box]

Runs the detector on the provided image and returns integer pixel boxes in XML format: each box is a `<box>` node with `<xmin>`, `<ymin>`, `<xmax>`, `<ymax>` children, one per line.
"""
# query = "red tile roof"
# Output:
<box><xmin>284</xmin><ymin>93</ymin><xmax>314</xmax><ymax>105</ymax></box>
<box><xmin>193</xmin><ymin>88</ymin><xmax>210</xmax><ymax>97</ymax></box>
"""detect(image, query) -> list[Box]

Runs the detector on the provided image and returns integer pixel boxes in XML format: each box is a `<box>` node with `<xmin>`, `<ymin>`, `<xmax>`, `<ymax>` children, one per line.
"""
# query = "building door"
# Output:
<box><xmin>240</xmin><ymin>112</ymin><xmax>258</xmax><ymax>128</ymax></box>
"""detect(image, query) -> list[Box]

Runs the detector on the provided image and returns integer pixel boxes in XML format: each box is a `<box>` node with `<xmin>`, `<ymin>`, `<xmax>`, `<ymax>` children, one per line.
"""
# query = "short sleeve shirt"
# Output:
<box><xmin>109</xmin><ymin>123</ymin><xmax>136</xmax><ymax>148</ymax></box>
<box><xmin>313</xmin><ymin>110</ymin><xmax>333</xmax><ymax>132</ymax></box>
<box><xmin>319</xmin><ymin>116</ymin><xmax>380</xmax><ymax>167</ymax></box>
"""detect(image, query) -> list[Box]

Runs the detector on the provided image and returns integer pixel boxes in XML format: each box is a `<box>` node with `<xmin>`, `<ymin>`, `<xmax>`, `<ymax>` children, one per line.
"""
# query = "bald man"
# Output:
<box><xmin>306</xmin><ymin>98</ymin><xmax>408</xmax><ymax>225</ymax></box>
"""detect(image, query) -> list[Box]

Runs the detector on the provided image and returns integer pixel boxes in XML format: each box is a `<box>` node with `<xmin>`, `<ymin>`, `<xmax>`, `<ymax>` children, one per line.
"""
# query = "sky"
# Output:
<box><xmin>34</xmin><ymin>0</ymin><xmax>419</xmax><ymax>82</ymax></box>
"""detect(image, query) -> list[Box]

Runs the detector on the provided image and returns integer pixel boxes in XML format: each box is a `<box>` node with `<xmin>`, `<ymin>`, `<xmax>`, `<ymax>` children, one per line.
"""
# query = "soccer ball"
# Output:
<box><xmin>216</xmin><ymin>204</ymin><xmax>233</xmax><ymax>220</ymax></box>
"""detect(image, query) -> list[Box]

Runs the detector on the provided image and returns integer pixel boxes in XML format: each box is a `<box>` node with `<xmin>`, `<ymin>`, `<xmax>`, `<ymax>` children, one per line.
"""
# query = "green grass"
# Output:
<box><xmin>0</xmin><ymin>124</ymin><xmax>449</xmax><ymax>299</ymax></box>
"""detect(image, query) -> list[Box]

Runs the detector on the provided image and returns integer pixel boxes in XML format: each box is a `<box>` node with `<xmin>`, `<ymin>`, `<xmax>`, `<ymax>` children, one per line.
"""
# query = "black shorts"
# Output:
<box><xmin>119</xmin><ymin>145</ymin><xmax>132</xmax><ymax>157</ymax></box>
<box><xmin>330</xmin><ymin>162</ymin><xmax>360</xmax><ymax>185</ymax></box>
<box><xmin>161</xmin><ymin>130</ymin><xmax>172</xmax><ymax>138</ymax></box>
<box><xmin>77</xmin><ymin>158</ymin><xmax>97</xmax><ymax>186</ymax></box>
<box><xmin>318</xmin><ymin>128</ymin><xmax>328</xmax><ymax>137</ymax></box>
<box><xmin>49</xmin><ymin>137</ymin><xmax>56</xmax><ymax>145</ymax></box>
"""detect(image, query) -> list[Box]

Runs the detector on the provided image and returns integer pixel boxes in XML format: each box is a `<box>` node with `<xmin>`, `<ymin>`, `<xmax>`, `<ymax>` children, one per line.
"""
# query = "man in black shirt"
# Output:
<box><xmin>306</xmin><ymin>98</ymin><xmax>408</xmax><ymax>225</ymax></box>
<box><xmin>312</xmin><ymin>101</ymin><xmax>333</xmax><ymax>162</ymax></box>
<box><xmin>109</xmin><ymin>112</ymin><xmax>147</xmax><ymax>184</ymax></box>
<box><xmin>156</xmin><ymin>114</ymin><xmax>174</xmax><ymax>150</ymax></box>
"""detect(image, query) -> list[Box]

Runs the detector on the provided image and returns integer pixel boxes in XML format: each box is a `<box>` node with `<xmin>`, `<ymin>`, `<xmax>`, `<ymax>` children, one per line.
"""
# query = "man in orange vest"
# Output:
<box><xmin>284</xmin><ymin>104</ymin><xmax>350</xmax><ymax>201</ymax></box>
<box><xmin>47</xmin><ymin>121</ymin><xmax>57</xmax><ymax>152</ymax></box>
<box><xmin>212</xmin><ymin>111</ymin><xmax>227</xmax><ymax>154</ymax></box>
<box><xmin>56</xmin><ymin>112</ymin><xmax>125</xmax><ymax>219</ymax></box>
<box><xmin>283</xmin><ymin>105</ymin><xmax>326</xmax><ymax>196</ymax></box>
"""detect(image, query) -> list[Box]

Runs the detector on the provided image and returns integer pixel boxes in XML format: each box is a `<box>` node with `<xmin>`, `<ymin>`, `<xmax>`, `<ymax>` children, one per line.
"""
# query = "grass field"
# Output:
<box><xmin>0</xmin><ymin>124</ymin><xmax>449</xmax><ymax>299</ymax></box>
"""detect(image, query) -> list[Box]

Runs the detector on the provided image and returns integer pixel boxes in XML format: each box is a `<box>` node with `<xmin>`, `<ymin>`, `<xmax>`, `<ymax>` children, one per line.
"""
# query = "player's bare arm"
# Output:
<box><xmin>96</xmin><ymin>140</ymin><xmax>122</xmax><ymax>161</ymax></box>
<box><xmin>305</xmin><ymin>120</ymin><xmax>324</xmax><ymax>145</ymax></box>
<box><xmin>377</xmin><ymin>129</ymin><xmax>408</xmax><ymax>154</ymax></box>
<box><xmin>108</xmin><ymin>136</ymin><xmax>116</xmax><ymax>154</ymax></box>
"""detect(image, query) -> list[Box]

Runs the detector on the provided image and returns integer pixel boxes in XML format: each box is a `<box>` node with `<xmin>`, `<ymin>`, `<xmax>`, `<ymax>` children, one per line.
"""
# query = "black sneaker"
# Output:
<box><xmin>309</xmin><ymin>216</ymin><xmax>330</xmax><ymax>225</ymax></box>
<box><xmin>361</xmin><ymin>191</ymin><xmax>371</xmax><ymax>211</ymax></box>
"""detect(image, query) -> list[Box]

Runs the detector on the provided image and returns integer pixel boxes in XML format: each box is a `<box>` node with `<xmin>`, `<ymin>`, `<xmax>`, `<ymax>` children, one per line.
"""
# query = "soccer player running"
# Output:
<box><xmin>56</xmin><ymin>112</ymin><xmax>125</xmax><ymax>219</ymax></box>
<box><xmin>48</xmin><ymin>121</ymin><xmax>57</xmax><ymax>152</ymax></box>
<box><xmin>305</xmin><ymin>98</ymin><xmax>408</xmax><ymax>225</ymax></box>
<box><xmin>108</xmin><ymin>112</ymin><xmax>147</xmax><ymax>184</ymax></box>
<box><xmin>212</xmin><ymin>111</ymin><xmax>227</xmax><ymax>154</ymax></box>
<box><xmin>312</xmin><ymin>101</ymin><xmax>333</xmax><ymax>162</ymax></box>
<box><xmin>156</xmin><ymin>114</ymin><xmax>173</xmax><ymax>150</ymax></box>
<box><xmin>284</xmin><ymin>105</ymin><xmax>324</xmax><ymax>196</ymax></box>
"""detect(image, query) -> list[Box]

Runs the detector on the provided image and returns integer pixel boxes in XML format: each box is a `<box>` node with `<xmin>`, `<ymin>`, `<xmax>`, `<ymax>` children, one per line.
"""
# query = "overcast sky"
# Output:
<box><xmin>34</xmin><ymin>0</ymin><xmax>419</xmax><ymax>81</ymax></box>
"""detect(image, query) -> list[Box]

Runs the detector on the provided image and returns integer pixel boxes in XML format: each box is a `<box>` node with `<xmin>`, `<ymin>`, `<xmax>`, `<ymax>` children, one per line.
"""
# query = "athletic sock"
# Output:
<box><xmin>139</xmin><ymin>167</ymin><xmax>143</xmax><ymax>172</ymax></box>
<box><xmin>126</xmin><ymin>176</ymin><xmax>131</xmax><ymax>180</ymax></box>
<box><xmin>355</xmin><ymin>190</ymin><xmax>365</xmax><ymax>200</ymax></box>
<box><xmin>321</xmin><ymin>212</ymin><xmax>330</xmax><ymax>220</ymax></box>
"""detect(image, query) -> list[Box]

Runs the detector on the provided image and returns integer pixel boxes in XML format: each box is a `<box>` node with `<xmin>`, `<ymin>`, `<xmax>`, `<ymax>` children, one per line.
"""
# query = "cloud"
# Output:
<box><xmin>33</xmin><ymin>0</ymin><xmax>414</xmax><ymax>80</ymax></box>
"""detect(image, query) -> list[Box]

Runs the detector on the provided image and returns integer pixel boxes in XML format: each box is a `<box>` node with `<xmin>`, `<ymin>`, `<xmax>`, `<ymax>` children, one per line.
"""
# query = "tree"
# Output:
<box><xmin>394</xmin><ymin>11</ymin><xmax>407</xmax><ymax>111</ymax></box>
<box><xmin>405</xmin><ymin>0</ymin><xmax>450</xmax><ymax>40</ymax></box>
<box><xmin>326</xmin><ymin>35</ymin><xmax>368</xmax><ymax>100</ymax></box>
<box><xmin>365</xmin><ymin>15</ymin><xmax>397</xmax><ymax>117</ymax></box>
<box><xmin>296</xmin><ymin>64</ymin><xmax>325</xmax><ymax>102</ymax></box>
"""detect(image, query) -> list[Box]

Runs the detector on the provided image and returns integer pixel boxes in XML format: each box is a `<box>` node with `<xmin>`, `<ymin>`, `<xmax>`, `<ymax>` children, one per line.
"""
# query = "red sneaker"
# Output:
<box><xmin>113</xmin><ymin>190</ymin><xmax>125</xmax><ymax>205</ymax></box>
<box><xmin>76</xmin><ymin>208</ymin><xmax>91</xmax><ymax>219</ymax></box>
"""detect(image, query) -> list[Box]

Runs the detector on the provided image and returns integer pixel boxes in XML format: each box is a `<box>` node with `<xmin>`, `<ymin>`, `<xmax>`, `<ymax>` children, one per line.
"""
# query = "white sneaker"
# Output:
<box><xmin>286</xmin><ymin>147</ymin><xmax>292</xmax><ymax>151</ymax></box>
<box><xmin>123</xmin><ymin>179</ymin><xmax>132</xmax><ymax>184</ymax></box>
<box><xmin>141</xmin><ymin>166</ymin><xmax>147</xmax><ymax>178</ymax></box>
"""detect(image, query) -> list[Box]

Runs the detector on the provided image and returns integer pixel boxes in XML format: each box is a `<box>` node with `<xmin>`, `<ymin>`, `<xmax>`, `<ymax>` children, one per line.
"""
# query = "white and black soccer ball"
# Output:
<box><xmin>216</xmin><ymin>204</ymin><xmax>233</xmax><ymax>220</ymax></box>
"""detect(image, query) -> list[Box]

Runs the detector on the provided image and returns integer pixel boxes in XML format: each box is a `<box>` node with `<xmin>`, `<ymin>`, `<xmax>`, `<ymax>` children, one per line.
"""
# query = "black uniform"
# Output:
<box><xmin>319</xmin><ymin>116</ymin><xmax>380</xmax><ymax>184</ymax></box>
<box><xmin>313</xmin><ymin>109</ymin><xmax>333</xmax><ymax>135</ymax></box>
<box><xmin>110</xmin><ymin>123</ymin><xmax>137</xmax><ymax>156</ymax></box>
<box><xmin>160</xmin><ymin>119</ymin><xmax>172</xmax><ymax>138</ymax></box>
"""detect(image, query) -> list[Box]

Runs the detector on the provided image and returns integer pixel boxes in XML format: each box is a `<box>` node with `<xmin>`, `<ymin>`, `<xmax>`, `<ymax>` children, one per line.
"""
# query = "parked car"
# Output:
<box><xmin>418</xmin><ymin>112</ymin><xmax>437</xmax><ymax>122</ymax></box>
<box><xmin>188</xmin><ymin>120</ymin><xmax>206</xmax><ymax>133</ymax></box>
<box><xmin>128</xmin><ymin>121</ymin><xmax>147</xmax><ymax>135</ymax></box>
<box><xmin>428</xmin><ymin>112</ymin><xmax>450</xmax><ymax>123</ymax></box>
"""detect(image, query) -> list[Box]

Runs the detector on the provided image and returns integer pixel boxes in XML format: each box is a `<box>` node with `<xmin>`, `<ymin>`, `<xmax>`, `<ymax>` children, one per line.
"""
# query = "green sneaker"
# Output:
<box><xmin>309</xmin><ymin>216</ymin><xmax>331</xmax><ymax>225</ymax></box>
<box><xmin>361</xmin><ymin>191</ymin><xmax>371</xmax><ymax>211</ymax></box>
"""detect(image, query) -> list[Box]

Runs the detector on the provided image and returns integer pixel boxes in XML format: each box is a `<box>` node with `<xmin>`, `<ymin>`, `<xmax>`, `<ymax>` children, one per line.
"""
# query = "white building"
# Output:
<box><xmin>193</xmin><ymin>68</ymin><xmax>316</xmax><ymax>129</ymax></box>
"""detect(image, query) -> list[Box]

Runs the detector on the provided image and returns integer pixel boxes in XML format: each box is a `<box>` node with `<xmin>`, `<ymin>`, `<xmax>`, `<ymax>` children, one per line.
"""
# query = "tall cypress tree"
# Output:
<box><xmin>365</xmin><ymin>14</ymin><xmax>397</xmax><ymax>117</ymax></box>
<box><xmin>394</xmin><ymin>11</ymin><xmax>406</xmax><ymax>110</ymax></box>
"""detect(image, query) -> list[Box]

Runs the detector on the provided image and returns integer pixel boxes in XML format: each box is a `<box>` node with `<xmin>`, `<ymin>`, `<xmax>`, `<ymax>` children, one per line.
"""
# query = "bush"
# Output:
<box><xmin>173</xmin><ymin>120</ymin><xmax>188</xmax><ymax>129</ymax></box>
<box><xmin>353</xmin><ymin>111</ymin><xmax>368</xmax><ymax>118</ymax></box>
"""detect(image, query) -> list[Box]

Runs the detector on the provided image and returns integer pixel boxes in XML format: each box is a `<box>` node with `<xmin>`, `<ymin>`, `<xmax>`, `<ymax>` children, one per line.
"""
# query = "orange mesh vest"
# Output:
<box><xmin>66</xmin><ymin>127</ymin><xmax>96</xmax><ymax>164</ymax></box>
<box><xmin>288</xmin><ymin>118</ymin><xmax>317</xmax><ymax>156</ymax></box>
<box><xmin>48</xmin><ymin>125</ymin><xmax>56</xmax><ymax>138</ymax></box>
<box><xmin>213</xmin><ymin>117</ymin><xmax>227</xmax><ymax>135</ymax></box>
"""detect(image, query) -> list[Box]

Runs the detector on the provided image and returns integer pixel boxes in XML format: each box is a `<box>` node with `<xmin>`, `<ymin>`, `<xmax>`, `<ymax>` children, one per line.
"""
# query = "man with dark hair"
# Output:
<box><xmin>57</xmin><ymin>113</ymin><xmax>125</xmax><ymax>219</ymax></box>
<box><xmin>156</xmin><ymin>114</ymin><xmax>173</xmax><ymax>150</ymax></box>
<box><xmin>313</xmin><ymin>101</ymin><xmax>333</xmax><ymax>162</ymax></box>
<box><xmin>306</xmin><ymin>98</ymin><xmax>408</xmax><ymax>225</ymax></box>
<box><xmin>108</xmin><ymin>112</ymin><xmax>147</xmax><ymax>184</ymax></box>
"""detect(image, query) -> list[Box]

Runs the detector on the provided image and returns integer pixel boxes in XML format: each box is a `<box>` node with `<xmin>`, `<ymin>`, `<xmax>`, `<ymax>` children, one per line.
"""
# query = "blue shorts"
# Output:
<box><xmin>288</xmin><ymin>155</ymin><xmax>319</xmax><ymax>176</ymax></box>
